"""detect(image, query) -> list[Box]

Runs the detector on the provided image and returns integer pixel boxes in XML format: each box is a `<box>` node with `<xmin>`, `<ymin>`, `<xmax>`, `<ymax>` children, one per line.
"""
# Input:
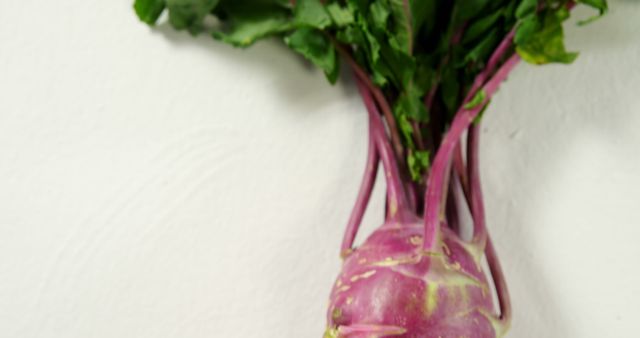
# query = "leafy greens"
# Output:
<box><xmin>135</xmin><ymin>0</ymin><xmax>607</xmax><ymax>182</ymax></box>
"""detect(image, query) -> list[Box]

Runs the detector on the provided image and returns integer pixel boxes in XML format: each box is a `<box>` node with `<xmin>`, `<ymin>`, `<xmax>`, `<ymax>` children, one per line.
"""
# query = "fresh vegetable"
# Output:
<box><xmin>134</xmin><ymin>0</ymin><xmax>607</xmax><ymax>337</ymax></box>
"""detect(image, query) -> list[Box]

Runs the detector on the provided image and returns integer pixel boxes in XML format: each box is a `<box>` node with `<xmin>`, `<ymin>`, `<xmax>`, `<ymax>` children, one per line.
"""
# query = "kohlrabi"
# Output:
<box><xmin>134</xmin><ymin>0</ymin><xmax>607</xmax><ymax>337</ymax></box>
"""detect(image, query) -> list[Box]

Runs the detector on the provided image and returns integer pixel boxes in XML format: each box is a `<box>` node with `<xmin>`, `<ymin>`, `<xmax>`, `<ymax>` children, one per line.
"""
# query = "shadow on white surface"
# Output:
<box><xmin>151</xmin><ymin>22</ymin><xmax>359</xmax><ymax>115</ymax></box>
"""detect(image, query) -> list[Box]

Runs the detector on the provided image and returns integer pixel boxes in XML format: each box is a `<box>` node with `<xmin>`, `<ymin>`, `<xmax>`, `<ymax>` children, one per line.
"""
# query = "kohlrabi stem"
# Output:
<box><xmin>406</xmin><ymin>171</ymin><xmax>419</xmax><ymax>214</ymax></box>
<box><xmin>422</xmin><ymin>54</ymin><xmax>520</xmax><ymax>251</ymax></box>
<box><xmin>333</xmin><ymin>40</ymin><xmax>418</xmax><ymax>213</ymax></box>
<box><xmin>423</xmin><ymin>23</ymin><xmax>466</xmax><ymax>123</ymax></box>
<box><xmin>468</xmin><ymin>124</ymin><xmax>488</xmax><ymax>248</ymax></box>
<box><xmin>467</xmin><ymin>122</ymin><xmax>512</xmax><ymax>325</ymax></box>
<box><xmin>466</xmin><ymin>29</ymin><xmax>516</xmax><ymax>103</ymax></box>
<box><xmin>446</xmin><ymin>172</ymin><xmax>460</xmax><ymax>233</ymax></box>
<box><xmin>333</xmin><ymin>41</ymin><xmax>405</xmax><ymax>166</ymax></box>
<box><xmin>486</xmin><ymin>235</ymin><xmax>512</xmax><ymax>325</ymax></box>
<box><xmin>422</xmin><ymin>29</ymin><xmax>517</xmax><ymax>251</ymax></box>
<box><xmin>453</xmin><ymin>142</ymin><xmax>470</xmax><ymax>202</ymax></box>
<box><xmin>455</xmin><ymin>29</ymin><xmax>515</xmax><ymax>244</ymax></box>
<box><xmin>423</xmin><ymin>23</ymin><xmax>468</xmax><ymax>165</ymax></box>
<box><xmin>424</xmin><ymin>82</ymin><xmax>437</xmax><ymax>110</ymax></box>
<box><xmin>340</xmin><ymin>122</ymin><xmax>380</xmax><ymax>258</ymax></box>
<box><xmin>355</xmin><ymin>77</ymin><xmax>413</xmax><ymax>222</ymax></box>
<box><xmin>411</xmin><ymin>122</ymin><xmax>426</xmax><ymax>150</ymax></box>
<box><xmin>446</xmin><ymin>28</ymin><xmax>517</xmax><ymax>243</ymax></box>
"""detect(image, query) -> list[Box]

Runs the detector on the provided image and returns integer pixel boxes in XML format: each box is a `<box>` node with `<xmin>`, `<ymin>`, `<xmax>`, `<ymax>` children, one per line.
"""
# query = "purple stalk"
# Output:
<box><xmin>423</xmin><ymin>81</ymin><xmax>438</xmax><ymax>112</ymax></box>
<box><xmin>355</xmin><ymin>77</ymin><xmax>414</xmax><ymax>223</ymax></box>
<box><xmin>468</xmin><ymin>124</ymin><xmax>488</xmax><ymax>247</ymax></box>
<box><xmin>465</xmin><ymin>29</ymin><xmax>516</xmax><ymax>103</ymax></box>
<box><xmin>422</xmin><ymin>54</ymin><xmax>520</xmax><ymax>251</ymax></box>
<box><xmin>334</xmin><ymin>42</ymin><xmax>406</xmax><ymax>165</ymax></box>
<box><xmin>446</xmin><ymin>170</ymin><xmax>460</xmax><ymax>234</ymax></box>
<box><xmin>448</xmin><ymin>27</ymin><xmax>517</xmax><ymax>244</ymax></box>
<box><xmin>486</xmin><ymin>235</ymin><xmax>512</xmax><ymax>323</ymax></box>
<box><xmin>453</xmin><ymin>142</ymin><xmax>470</xmax><ymax>203</ymax></box>
<box><xmin>422</xmin><ymin>24</ymin><xmax>466</xmax><ymax>111</ymax></box>
<box><xmin>411</xmin><ymin>122</ymin><xmax>425</xmax><ymax>150</ymax></box>
<box><xmin>340</xmin><ymin>121</ymin><xmax>380</xmax><ymax>257</ymax></box>
<box><xmin>421</xmin><ymin>27</ymin><xmax>518</xmax><ymax>249</ymax></box>
<box><xmin>406</xmin><ymin>175</ymin><xmax>419</xmax><ymax>214</ymax></box>
<box><xmin>468</xmin><ymin>122</ymin><xmax>512</xmax><ymax>324</ymax></box>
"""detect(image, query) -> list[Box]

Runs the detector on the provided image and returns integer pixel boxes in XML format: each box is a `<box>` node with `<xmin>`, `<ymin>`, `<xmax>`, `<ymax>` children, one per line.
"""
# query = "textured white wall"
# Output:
<box><xmin>1</xmin><ymin>1</ymin><xmax>638</xmax><ymax>337</ymax></box>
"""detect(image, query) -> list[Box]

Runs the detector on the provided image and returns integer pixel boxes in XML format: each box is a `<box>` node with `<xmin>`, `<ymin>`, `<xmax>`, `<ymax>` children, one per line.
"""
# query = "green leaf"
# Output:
<box><xmin>326</xmin><ymin>3</ymin><xmax>354</xmax><ymax>27</ymax></box>
<box><xmin>413</xmin><ymin>60</ymin><xmax>436</xmax><ymax>94</ymax></box>
<box><xmin>134</xmin><ymin>0</ymin><xmax>166</xmax><ymax>25</ymax></box>
<box><xmin>295</xmin><ymin>0</ymin><xmax>332</xmax><ymax>29</ymax></box>
<box><xmin>515</xmin><ymin>8</ymin><xmax>578</xmax><ymax>65</ymax></box>
<box><xmin>464</xmin><ymin>89</ymin><xmax>487</xmax><ymax>109</ymax></box>
<box><xmin>348</xmin><ymin>2</ymin><xmax>414</xmax><ymax>88</ymax></box>
<box><xmin>464</xmin><ymin>28</ymin><xmax>500</xmax><ymax>64</ymax></box>
<box><xmin>515</xmin><ymin>14</ymin><xmax>540</xmax><ymax>44</ymax></box>
<box><xmin>166</xmin><ymin>0</ymin><xmax>220</xmax><ymax>33</ymax></box>
<box><xmin>515</xmin><ymin>0</ymin><xmax>537</xmax><ymax>19</ymax></box>
<box><xmin>397</xmin><ymin>113</ymin><xmax>416</xmax><ymax>149</ymax></box>
<box><xmin>355</xmin><ymin>19</ymin><xmax>390</xmax><ymax>86</ymax></box>
<box><xmin>379</xmin><ymin>45</ymin><xmax>415</xmax><ymax>87</ymax></box>
<box><xmin>408</xmin><ymin>150</ymin><xmax>430</xmax><ymax>182</ymax></box>
<box><xmin>578</xmin><ymin>0</ymin><xmax>608</xmax><ymax>14</ymax></box>
<box><xmin>395</xmin><ymin>84</ymin><xmax>428</xmax><ymax>122</ymax></box>
<box><xmin>387</xmin><ymin>0</ymin><xmax>413</xmax><ymax>55</ymax></box>
<box><xmin>358</xmin><ymin>17</ymin><xmax>381</xmax><ymax>64</ymax></box>
<box><xmin>369</xmin><ymin>0</ymin><xmax>390</xmax><ymax>31</ymax></box>
<box><xmin>335</xmin><ymin>24</ymin><xmax>387</xmax><ymax>85</ymax></box>
<box><xmin>336</xmin><ymin>25</ymin><xmax>364</xmax><ymax>45</ymax></box>
<box><xmin>346</xmin><ymin>0</ymin><xmax>368</xmax><ymax>13</ymax></box>
<box><xmin>371</xmin><ymin>71</ymin><xmax>388</xmax><ymax>87</ymax></box>
<box><xmin>220</xmin><ymin>0</ymin><xmax>291</xmax><ymax>9</ymax></box>
<box><xmin>213</xmin><ymin>9</ymin><xmax>292</xmax><ymax>47</ymax></box>
<box><xmin>409</xmin><ymin>0</ymin><xmax>436</xmax><ymax>37</ymax></box>
<box><xmin>577</xmin><ymin>0</ymin><xmax>608</xmax><ymax>25</ymax></box>
<box><xmin>285</xmin><ymin>27</ymin><xmax>340</xmax><ymax>83</ymax></box>
<box><xmin>463</xmin><ymin>9</ymin><xmax>504</xmax><ymax>44</ymax></box>
<box><xmin>456</xmin><ymin>0</ymin><xmax>492</xmax><ymax>22</ymax></box>
<box><xmin>440</xmin><ymin>66</ymin><xmax>461</xmax><ymax>114</ymax></box>
<box><xmin>133</xmin><ymin>0</ymin><xmax>608</xmax><ymax>180</ymax></box>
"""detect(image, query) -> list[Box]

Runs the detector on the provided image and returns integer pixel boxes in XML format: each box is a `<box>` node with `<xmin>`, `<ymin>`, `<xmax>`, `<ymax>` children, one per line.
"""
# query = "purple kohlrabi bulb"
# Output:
<box><xmin>324</xmin><ymin>220</ymin><xmax>508</xmax><ymax>338</ymax></box>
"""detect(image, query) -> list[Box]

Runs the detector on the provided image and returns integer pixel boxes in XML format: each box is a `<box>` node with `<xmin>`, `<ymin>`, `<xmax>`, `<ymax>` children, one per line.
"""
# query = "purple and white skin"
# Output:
<box><xmin>324</xmin><ymin>31</ymin><xmax>518</xmax><ymax>338</ymax></box>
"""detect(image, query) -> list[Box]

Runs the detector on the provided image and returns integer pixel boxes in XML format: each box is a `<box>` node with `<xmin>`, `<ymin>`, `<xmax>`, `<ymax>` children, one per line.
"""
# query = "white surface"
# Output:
<box><xmin>0</xmin><ymin>1</ymin><xmax>639</xmax><ymax>337</ymax></box>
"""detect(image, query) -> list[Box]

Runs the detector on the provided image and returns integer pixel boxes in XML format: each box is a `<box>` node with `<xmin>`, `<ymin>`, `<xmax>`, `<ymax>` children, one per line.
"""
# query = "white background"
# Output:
<box><xmin>1</xmin><ymin>1</ymin><xmax>639</xmax><ymax>337</ymax></box>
